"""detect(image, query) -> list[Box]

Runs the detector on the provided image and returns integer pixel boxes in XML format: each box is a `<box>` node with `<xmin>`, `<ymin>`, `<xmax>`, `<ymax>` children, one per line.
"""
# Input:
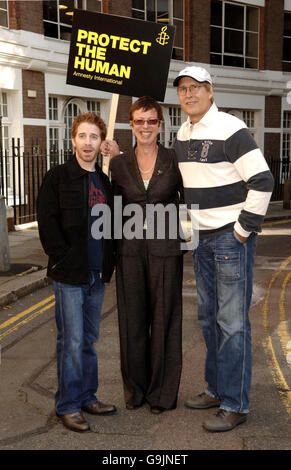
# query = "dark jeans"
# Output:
<box><xmin>193</xmin><ymin>231</ymin><xmax>257</xmax><ymax>413</ymax></box>
<box><xmin>52</xmin><ymin>271</ymin><xmax>104</xmax><ymax>415</ymax></box>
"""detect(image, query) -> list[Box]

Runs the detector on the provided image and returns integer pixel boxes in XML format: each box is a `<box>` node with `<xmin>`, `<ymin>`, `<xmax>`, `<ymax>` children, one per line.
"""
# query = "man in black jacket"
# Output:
<box><xmin>37</xmin><ymin>113</ymin><xmax>116</xmax><ymax>432</ymax></box>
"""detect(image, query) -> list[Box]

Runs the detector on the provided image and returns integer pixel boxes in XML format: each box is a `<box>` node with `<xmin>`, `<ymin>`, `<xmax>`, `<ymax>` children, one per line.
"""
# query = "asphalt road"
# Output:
<box><xmin>0</xmin><ymin>221</ymin><xmax>290</xmax><ymax>455</ymax></box>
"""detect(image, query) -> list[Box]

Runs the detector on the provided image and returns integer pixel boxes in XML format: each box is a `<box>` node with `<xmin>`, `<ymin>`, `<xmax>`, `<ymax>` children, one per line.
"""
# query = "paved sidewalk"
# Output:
<box><xmin>0</xmin><ymin>201</ymin><xmax>290</xmax><ymax>307</ymax></box>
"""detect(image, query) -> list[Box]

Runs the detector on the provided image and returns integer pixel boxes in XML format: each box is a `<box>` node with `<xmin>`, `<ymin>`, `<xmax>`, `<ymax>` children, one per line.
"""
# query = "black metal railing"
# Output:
<box><xmin>0</xmin><ymin>140</ymin><xmax>73</xmax><ymax>226</ymax></box>
<box><xmin>267</xmin><ymin>157</ymin><xmax>291</xmax><ymax>201</ymax></box>
<box><xmin>0</xmin><ymin>143</ymin><xmax>289</xmax><ymax>226</ymax></box>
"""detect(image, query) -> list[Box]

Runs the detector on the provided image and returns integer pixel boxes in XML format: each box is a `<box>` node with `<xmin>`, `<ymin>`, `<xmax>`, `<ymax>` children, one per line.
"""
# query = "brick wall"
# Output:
<box><xmin>114</xmin><ymin>95</ymin><xmax>132</xmax><ymax>154</ymax></box>
<box><xmin>264</xmin><ymin>95</ymin><xmax>282</xmax><ymax>162</ymax></box>
<box><xmin>103</xmin><ymin>0</ymin><xmax>132</xmax><ymax>16</ymax></box>
<box><xmin>264</xmin><ymin>133</ymin><xmax>281</xmax><ymax>161</ymax></box>
<box><xmin>265</xmin><ymin>96</ymin><xmax>282</xmax><ymax>128</ymax></box>
<box><xmin>22</xmin><ymin>70</ymin><xmax>46</xmax><ymax>120</ymax></box>
<box><xmin>188</xmin><ymin>0</ymin><xmax>211</xmax><ymax>63</ymax></box>
<box><xmin>24</xmin><ymin>125</ymin><xmax>47</xmax><ymax>152</ymax></box>
<box><xmin>8</xmin><ymin>1</ymin><xmax>17</xmax><ymax>30</ymax></box>
<box><xmin>114</xmin><ymin>129</ymin><xmax>132</xmax><ymax>155</ymax></box>
<box><xmin>259</xmin><ymin>6</ymin><xmax>264</xmax><ymax>69</ymax></box>
<box><xmin>116</xmin><ymin>95</ymin><xmax>132</xmax><ymax>123</ymax></box>
<box><xmin>184</xmin><ymin>0</ymin><xmax>190</xmax><ymax>61</ymax></box>
<box><xmin>263</xmin><ymin>0</ymin><xmax>284</xmax><ymax>71</ymax></box>
<box><xmin>9</xmin><ymin>1</ymin><xmax>44</xmax><ymax>34</ymax></box>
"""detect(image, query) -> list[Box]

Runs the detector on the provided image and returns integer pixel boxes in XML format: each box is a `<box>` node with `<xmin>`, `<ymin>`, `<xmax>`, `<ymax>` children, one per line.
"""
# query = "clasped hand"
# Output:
<box><xmin>100</xmin><ymin>139</ymin><xmax>120</xmax><ymax>158</ymax></box>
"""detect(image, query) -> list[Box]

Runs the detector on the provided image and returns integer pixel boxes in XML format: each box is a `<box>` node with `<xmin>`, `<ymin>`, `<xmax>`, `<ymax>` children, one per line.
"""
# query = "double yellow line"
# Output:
<box><xmin>261</xmin><ymin>255</ymin><xmax>291</xmax><ymax>417</ymax></box>
<box><xmin>0</xmin><ymin>295</ymin><xmax>55</xmax><ymax>342</ymax></box>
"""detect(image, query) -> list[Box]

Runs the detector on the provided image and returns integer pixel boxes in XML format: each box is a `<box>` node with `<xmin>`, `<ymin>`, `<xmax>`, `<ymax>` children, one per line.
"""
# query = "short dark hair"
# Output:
<box><xmin>71</xmin><ymin>112</ymin><xmax>107</xmax><ymax>140</ymax></box>
<box><xmin>129</xmin><ymin>96</ymin><xmax>163</xmax><ymax>121</ymax></box>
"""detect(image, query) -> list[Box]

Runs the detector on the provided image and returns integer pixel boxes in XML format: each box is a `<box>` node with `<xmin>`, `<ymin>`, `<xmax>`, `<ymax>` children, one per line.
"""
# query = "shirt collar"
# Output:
<box><xmin>186</xmin><ymin>102</ymin><xmax>218</xmax><ymax>129</ymax></box>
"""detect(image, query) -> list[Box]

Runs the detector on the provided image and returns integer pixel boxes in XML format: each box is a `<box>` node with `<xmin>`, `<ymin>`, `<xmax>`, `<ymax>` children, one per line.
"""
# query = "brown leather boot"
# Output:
<box><xmin>82</xmin><ymin>401</ymin><xmax>117</xmax><ymax>415</ymax></box>
<box><xmin>56</xmin><ymin>412</ymin><xmax>90</xmax><ymax>432</ymax></box>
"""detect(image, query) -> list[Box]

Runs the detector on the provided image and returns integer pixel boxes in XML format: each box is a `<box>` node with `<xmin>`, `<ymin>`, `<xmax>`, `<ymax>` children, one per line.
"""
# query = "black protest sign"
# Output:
<box><xmin>66</xmin><ymin>10</ymin><xmax>175</xmax><ymax>101</ymax></box>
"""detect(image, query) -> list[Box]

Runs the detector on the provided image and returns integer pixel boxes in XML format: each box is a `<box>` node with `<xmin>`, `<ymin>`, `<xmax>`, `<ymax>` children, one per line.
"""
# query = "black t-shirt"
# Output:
<box><xmin>87</xmin><ymin>170</ymin><xmax>106</xmax><ymax>271</ymax></box>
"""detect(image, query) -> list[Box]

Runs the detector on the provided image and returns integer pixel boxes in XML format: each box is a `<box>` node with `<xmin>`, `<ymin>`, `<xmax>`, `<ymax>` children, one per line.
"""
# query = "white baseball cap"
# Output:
<box><xmin>173</xmin><ymin>66</ymin><xmax>212</xmax><ymax>87</ymax></box>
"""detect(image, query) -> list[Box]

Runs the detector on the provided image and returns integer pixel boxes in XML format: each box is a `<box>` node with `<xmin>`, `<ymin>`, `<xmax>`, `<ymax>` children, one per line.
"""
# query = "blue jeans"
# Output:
<box><xmin>193</xmin><ymin>231</ymin><xmax>257</xmax><ymax>413</ymax></box>
<box><xmin>52</xmin><ymin>271</ymin><xmax>104</xmax><ymax>415</ymax></box>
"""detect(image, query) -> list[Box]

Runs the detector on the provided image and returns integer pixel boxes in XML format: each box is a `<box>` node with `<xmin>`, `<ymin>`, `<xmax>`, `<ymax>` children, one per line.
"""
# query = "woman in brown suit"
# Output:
<box><xmin>109</xmin><ymin>96</ymin><xmax>183</xmax><ymax>414</ymax></box>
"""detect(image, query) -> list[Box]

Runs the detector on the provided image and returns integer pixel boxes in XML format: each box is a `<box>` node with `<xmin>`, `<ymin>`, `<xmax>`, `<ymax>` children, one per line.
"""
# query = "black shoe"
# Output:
<box><xmin>56</xmin><ymin>412</ymin><xmax>90</xmax><ymax>432</ymax></box>
<box><xmin>126</xmin><ymin>403</ymin><xmax>143</xmax><ymax>410</ymax></box>
<box><xmin>82</xmin><ymin>401</ymin><xmax>117</xmax><ymax>415</ymax></box>
<box><xmin>150</xmin><ymin>406</ymin><xmax>166</xmax><ymax>414</ymax></box>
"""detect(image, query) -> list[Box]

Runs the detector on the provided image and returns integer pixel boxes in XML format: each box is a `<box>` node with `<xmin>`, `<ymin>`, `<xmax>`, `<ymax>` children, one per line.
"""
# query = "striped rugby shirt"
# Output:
<box><xmin>174</xmin><ymin>103</ymin><xmax>274</xmax><ymax>238</ymax></box>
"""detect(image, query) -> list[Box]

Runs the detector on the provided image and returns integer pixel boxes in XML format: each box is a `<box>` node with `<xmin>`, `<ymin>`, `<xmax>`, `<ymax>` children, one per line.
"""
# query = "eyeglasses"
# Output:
<box><xmin>177</xmin><ymin>84</ymin><xmax>202</xmax><ymax>96</ymax></box>
<box><xmin>132</xmin><ymin>119</ymin><xmax>160</xmax><ymax>126</ymax></box>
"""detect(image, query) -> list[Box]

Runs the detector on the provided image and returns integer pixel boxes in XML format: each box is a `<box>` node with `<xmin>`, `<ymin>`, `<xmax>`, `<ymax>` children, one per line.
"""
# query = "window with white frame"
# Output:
<box><xmin>0</xmin><ymin>92</ymin><xmax>11</xmax><ymax>195</ymax></box>
<box><xmin>222</xmin><ymin>108</ymin><xmax>257</xmax><ymax>140</ymax></box>
<box><xmin>49</xmin><ymin>96</ymin><xmax>59</xmax><ymax>121</ymax></box>
<box><xmin>168</xmin><ymin>106</ymin><xmax>182</xmax><ymax>146</ymax></box>
<box><xmin>132</xmin><ymin>0</ymin><xmax>184</xmax><ymax>60</ymax></box>
<box><xmin>283</xmin><ymin>111</ymin><xmax>291</xmax><ymax>182</ymax></box>
<box><xmin>87</xmin><ymin>100</ymin><xmax>101</xmax><ymax>114</ymax></box>
<box><xmin>242</xmin><ymin>110</ymin><xmax>256</xmax><ymax>138</ymax></box>
<box><xmin>0</xmin><ymin>125</ymin><xmax>10</xmax><ymax>193</ymax></box>
<box><xmin>210</xmin><ymin>0</ymin><xmax>259</xmax><ymax>69</ymax></box>
<box><xmin>0</xmin><ymin>92</ymin><xmax>9</xmax><ymax>154</ymax></box>
<box><xmin>64</xmin><ymin>101</ymin><xmax>82</xmax><ymax>151</ymax></box>
<box><xmin>0</xmin><ymin>91</ymin><xmax>8</xmax><ymax>119</ymax></box>
<box><xmin>0</xmin><ymin>125</ymin><xmax>10</xmax><ymax>197</ymax></box>
<box><xmin>1</xmin><ymin>124</ymin><xmax>9</xmax><ymax>151</ymax></box>
<box><xmin>160</xmin><ymin>105</ymin><xmax>183</xmax><ymax>147</ymax></box>
<box><xmin>49</xmin><ymin>128</ymin><xmax>59</xmax><ymax>153</ymax></box>
<box><xmin>49</xmin><ymin>97</ymin><xmax>59</xmax><ymax>121</ymax></box>
<box><xmin>49</xmin><ymin>96</ymin><xmax>60</xmax><ymax>156</ymax></box>
<box><xmin>283</xmin><ymin>13</ymin><xmax>291</xmax><ymax>72</ymax></box>
<box><xmin>159</xmin><ymin>122</ymin><xmax>166</xmax><ymax>146</ymax></box>
<box><xmin>0</xmin><ymin>122</ymin><xmax>9</xmax><ymax>194</ymax></box>
<box><xmin>0</xmin><ymin>0</ymin><xmax>8</xmax><ymax>28</ymax></box>
<box><xmin>43</xmin><ymin>0</ymin><xmax>102</xmax><ymax>40</ymax></box>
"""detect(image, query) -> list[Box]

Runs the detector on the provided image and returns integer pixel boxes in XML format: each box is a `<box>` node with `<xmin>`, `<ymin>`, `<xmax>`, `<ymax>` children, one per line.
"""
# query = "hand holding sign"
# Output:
<box><xmin>100</xmin><ymin>139</ymin><xmax>120</xmax><ymax>157</ymax></box>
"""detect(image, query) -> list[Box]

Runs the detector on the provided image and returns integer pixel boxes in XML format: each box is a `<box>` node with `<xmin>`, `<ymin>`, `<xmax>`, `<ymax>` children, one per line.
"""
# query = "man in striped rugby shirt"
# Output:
<box><xmin>173</xmin><ymin>66</ymin><xmax>274</xmax><ymax>432</ymax></box>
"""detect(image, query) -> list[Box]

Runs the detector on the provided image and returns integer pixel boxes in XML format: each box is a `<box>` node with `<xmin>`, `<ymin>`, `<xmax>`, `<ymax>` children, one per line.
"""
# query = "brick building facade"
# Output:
<box><xmin>0</xmin><ymin>0</ymin><xmax>291</xmax><ymax>223</ymax></box>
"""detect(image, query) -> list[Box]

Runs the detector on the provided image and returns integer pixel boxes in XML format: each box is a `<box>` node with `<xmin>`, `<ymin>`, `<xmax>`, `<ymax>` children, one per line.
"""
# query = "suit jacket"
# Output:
<box><xmin>109</xmin><ymin>144</ymin><xmax>184</xmax><ymax>257</ymax></box>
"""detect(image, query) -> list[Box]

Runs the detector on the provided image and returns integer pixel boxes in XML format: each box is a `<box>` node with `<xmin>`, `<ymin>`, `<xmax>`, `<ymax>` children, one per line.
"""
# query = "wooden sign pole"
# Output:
<box><xmin>102</xmin><ymin>93</ymin><xmax>119</xmax><ymax>175</ymax></box>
